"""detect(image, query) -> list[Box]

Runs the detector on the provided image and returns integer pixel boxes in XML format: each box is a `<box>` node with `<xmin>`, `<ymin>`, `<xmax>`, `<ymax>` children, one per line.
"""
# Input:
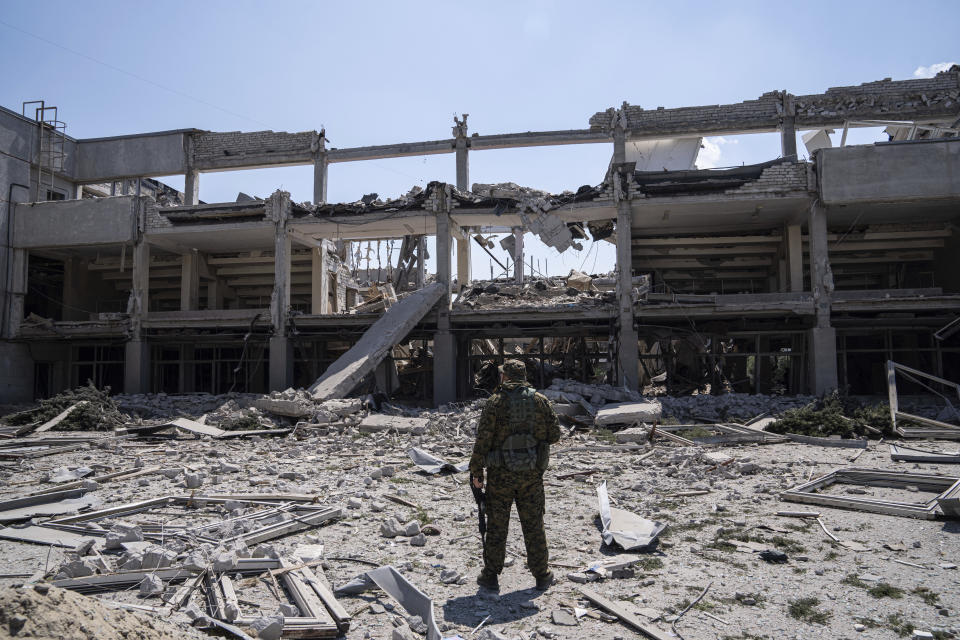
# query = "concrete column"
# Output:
<box><xmin>455</xmin><ymin>134</ymin><xmax>471</xmax><ymax>289</ymax></box>
<box><xmin>780</xmin><ymin>116</ymin><xmax>797</xmax><ymax>158</ymax></box>
<box><xmin>180</xmin><ymin>250</ymin><xmax>200</xmax><ymax>311</ymax></box>
<box><xmin>269</xmin><ymin>191</ymin><xmax>293</xmax><ymax>391</ymax></box>
<box><xmin>615</xmin><ymin>166</ymin><xmax>640</xmax><ymax>391</ymax></box>
<box><xmin>313</xmin><ymin>152</ymin><xmax>328</xmax><ymax>205</ymax></box>
<box><xmin>131</xmin><ymin>240</ymin><xmax>150</xmax><ymax>324</ymax></box>
<box><xmin>416</xmin><ymin>236</ymin><xmax>427</xmax><ymax>289</ymax></box>
<box><xmin>269</xmin><ymin>336</ymin><xmax>293</xmax><ymax>391</ymax></box>
<box><xmin>184</xmin><ymin>169</ymin><xmax>200</xmax><ymax>206</ymax></box>
<box><xmin>4</xmin><ymin>249</ymin><xmax>28</xmax><ymax>339</ymax></box>
<box><xmin>455</xmin><ymin>137</ymin><xmax>469</xmax><ymax>192</ymax></box>
<box><xmin>311</xmin><ymin>246</ymin><xmax>330</xmax><ymax>314</ymax></box>
<box><xmin>807</xmin><ymin>201</ymin><xmax>837</xmax><ymax>394</ymax></box>
<box><xmin>786</xmin><ymin>223</ymin><xmax>804</xmax><ymax>292</ymax></box>
<box><xmin>123</xmin><ymin>339</ymin><xmax>150</xmax><ymax>394</ymax></box>
<box><xmin>613</xmin><ymin>129</ymin><xmax>626</xmax><ymax>165</ymax></box>
<box><xmin>73</xmin><ymin>183</ymin><xmax>84</xmax><ymax>200</ymax></box>
<box><xmin>433</xmin><ymin>189</ymin><xmax>457</xmax><ymax>405</ymax></box>
<box><xmin>512</xmin><ymin>228</ymin><xmax>524</xmax><ymax>284</ymax></box>
<box><xmin>456</xmin><ymin>235</ymin><xmax>471</xmax><ymax>289</ymax></box>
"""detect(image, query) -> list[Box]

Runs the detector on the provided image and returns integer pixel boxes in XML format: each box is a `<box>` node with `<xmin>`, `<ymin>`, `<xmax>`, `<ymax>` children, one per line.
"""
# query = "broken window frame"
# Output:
<box><xmin>203</xmin><ymin>557</ymin><xmax>347</xmax><ymax>637</ymax></box>
<box><xmin>780</xmin><ymin>468</ymin><xmax>960</xmax><ymax>520</ymax></box>
<box><xmin>886</xmin><ymin>360</ymin><xmax>960</xmax><ymax>439</ymax></box>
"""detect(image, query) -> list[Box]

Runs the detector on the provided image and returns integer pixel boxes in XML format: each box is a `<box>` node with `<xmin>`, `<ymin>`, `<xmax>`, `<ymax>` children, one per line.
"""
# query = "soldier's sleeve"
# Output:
<box><xmin>469</xmin><ymin>396</ymin><xmax>499</xmax><ymax>477</ymax></box>
<box><xmin>534</xmin><ymin>392</ymin><xmax>561</xmax><ymax>444</ymax></box>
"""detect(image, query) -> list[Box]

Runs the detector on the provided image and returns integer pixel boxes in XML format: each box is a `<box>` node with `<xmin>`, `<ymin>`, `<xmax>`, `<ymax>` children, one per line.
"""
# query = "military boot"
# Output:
<box><xmin>476</xmin><ymin>569</ymin><xmax>499</xmax><ymax>591</ymax></box>
<box><xmin>534</xmin><ymin>571</ymin><xmax>554</xmax><ymax>591</ymax></box>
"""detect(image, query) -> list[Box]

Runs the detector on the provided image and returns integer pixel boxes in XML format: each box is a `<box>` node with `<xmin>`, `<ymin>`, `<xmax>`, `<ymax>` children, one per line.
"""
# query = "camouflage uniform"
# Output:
<box><xmin>469</xmin><ymin>362</ymin><xmax>561</xmax><ymax>580</ymax></box>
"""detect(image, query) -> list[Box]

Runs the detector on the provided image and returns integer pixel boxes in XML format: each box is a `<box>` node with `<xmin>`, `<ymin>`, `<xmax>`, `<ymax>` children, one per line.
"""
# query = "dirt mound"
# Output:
<box><xmin>0</xmin><ymin>585</ymin><xmax>205</xmax><ymax>640</ymax></box>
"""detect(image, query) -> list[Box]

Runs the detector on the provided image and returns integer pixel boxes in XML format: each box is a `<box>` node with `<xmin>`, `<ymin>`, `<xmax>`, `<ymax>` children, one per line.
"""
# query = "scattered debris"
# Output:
<box><xmin>597</xmin><ymin>481</ymin><xmax>666</xmax><ymax>551</ymax></box>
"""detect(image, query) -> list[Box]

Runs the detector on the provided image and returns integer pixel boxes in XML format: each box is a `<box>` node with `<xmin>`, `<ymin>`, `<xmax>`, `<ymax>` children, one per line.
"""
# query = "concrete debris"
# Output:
<box><xmin>250</xmin><ymin>615</ymin><xmax>284</xmax><ymax>640</ymax></box>
<box><xmin>594</xmin><ymin>401</ymin><xmax>663</xmax><ymax>426</ymax></box>
<box><xmin>597</xmin><ymin>480</ymin><xmax>666</xmax><ymax>551</ymax></box>
<box><xmin>407</xmin><ymin>447</ymin><xmax>469</xmax><ymax>474</ymax></box>
<box><xmin>614</xmin><ymin>426</ymin><xmax>650</xmax><ymax>444</ymax></box>
<box><xmin>138</xmin><ymin>573</ymin><xmax>164</xmax><ymax>597</ymax></box>
<box><xmin>565</xmin><ymin>270</ymin><xmax>593</xmax><ymax>292</ymax></box>
<box><xmin>360</xmin><ymin>414</ymin><xmax>429</xmax><ymax>434</ymax></box>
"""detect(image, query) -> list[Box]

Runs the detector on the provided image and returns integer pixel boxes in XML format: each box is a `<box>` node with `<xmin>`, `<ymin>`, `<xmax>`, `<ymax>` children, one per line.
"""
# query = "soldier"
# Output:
<box><xmin>470</xmin><ymin>359</ymin><xmax>561</xmax><ymax>591</ymax></box>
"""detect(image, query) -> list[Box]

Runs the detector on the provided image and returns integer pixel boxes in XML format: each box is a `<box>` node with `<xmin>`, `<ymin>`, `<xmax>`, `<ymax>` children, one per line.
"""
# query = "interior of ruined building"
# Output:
<box><xmin>2</xmin><ymin>68</ymin><xmax>960</xmax><ymax>406</ymax></box>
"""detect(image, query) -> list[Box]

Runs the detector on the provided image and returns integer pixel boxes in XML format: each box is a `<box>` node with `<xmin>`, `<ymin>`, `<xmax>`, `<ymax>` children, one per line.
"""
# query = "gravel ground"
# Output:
<box><xmin>1</xmin><ymin>399</ymin><xmax>958</xmax><ymax>640</ymax></box>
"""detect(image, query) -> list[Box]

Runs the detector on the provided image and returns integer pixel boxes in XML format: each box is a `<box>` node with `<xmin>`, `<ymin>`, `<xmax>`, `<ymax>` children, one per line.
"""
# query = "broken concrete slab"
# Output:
<box><xmin>597</xmin><ymin>481</ymin><xmax>666</xmax><ymax>551</ymax></box>
<box><xmin>310</xmin><ymin>282</ymin><xmax>445</xmax><ymax>401</ymax></box>
<box><xmin>407</xmin><ymin>447</ymin><xmax>468</xmax><ymax>474</ymax></box>
<box><xmin>614</xmin><ymin>426</ymin><xmax>650</xmax><ymax>444</ymax></box>
<box><xmin>360</xmin><ymin>414</ymin><xmax>429</xmax><ymax>434</ymax></box>
<box><xmin>594</xmin><ymin>401</ymin><xmax>662</xmax><ymax>427</ymax></box>
<box><xmin>253</xmin><ymin>397</ymin><xmax>312</xmax><ymax>418</ymax></box>
<box><xmin>366</xmin><ymin>566</ymin><xmax>442</xmax><ymax>640</ymax></box>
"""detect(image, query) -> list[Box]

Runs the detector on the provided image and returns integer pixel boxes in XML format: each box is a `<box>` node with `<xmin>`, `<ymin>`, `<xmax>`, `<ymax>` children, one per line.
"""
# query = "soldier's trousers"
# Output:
<box><xmin>483</xmin><ymin>468</ymin><xmax>549</xmax><ymax>577</ymax></box>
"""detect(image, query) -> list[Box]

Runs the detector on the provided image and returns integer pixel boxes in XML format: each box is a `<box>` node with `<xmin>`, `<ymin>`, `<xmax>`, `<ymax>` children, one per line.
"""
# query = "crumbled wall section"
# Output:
<box><xmin>794</xmin><ymin>68</ymin><xmax>960</xmax><ymax>126</ymax></box>
<box><xmin>191</xmin><ymin>130</ymin><xmax>319</xmax><ymax>170</ymax></box>
<box><xmin>726</xmin><ymin>163</ymin><xmax>811</xmax><ymax>196</ymax></box>
<box><xmin>590</xmin><ymin>67</ymin><xmax>960</xmax><ymax>134</ymax></box>
<box><xmin>143</xmin><ymin>199</ymin><xmax>173</xmax><ymax>231</ymax></box>
<box><xmin>589</xmin><ymin>92</ymin><xmax>781</xmax><ymax>136</ymax></box>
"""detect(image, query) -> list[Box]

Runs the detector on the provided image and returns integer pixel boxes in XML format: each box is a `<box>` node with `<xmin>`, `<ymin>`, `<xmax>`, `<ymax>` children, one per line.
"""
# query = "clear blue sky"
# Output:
<box><xmin>1</xmin><ymin>0</ymin><xmax>956</xmax><ymax>277</ymax></box>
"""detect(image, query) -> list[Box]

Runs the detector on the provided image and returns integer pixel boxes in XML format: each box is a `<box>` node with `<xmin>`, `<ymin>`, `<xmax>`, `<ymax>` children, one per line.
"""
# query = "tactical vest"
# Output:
<box><xmin>486</xmin><ymin>386</ymin><xmax>546</xmax><ymax>472</ymax></box>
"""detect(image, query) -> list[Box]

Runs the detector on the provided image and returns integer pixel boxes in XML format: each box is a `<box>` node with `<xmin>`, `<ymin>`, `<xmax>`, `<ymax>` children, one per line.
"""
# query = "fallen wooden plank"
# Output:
<box><xmin>890</xmin><ymin>443</ymin><xmax>960</xmax><ymax>463</ymax></box>
<box><xmin>578</xmin><ymin>586</ymin><xmax>673</xmax><ymax>640</ymax></box>
<box><xmin>34</xmin><ymin>402</ymin><xmax>87</xmax><ymax>433</ymax></box>
<box><xmin>309</xmin><ymin>282</ymin><xmax>444</xmax><ymax>400</ymax></box>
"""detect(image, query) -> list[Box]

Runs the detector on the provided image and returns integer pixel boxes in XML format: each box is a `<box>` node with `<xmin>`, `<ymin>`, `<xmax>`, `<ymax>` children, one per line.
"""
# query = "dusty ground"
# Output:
<box><xmin>1</xmin><ymin>396</ymin><xmax>958</xmax><ymax>640</ymax></box>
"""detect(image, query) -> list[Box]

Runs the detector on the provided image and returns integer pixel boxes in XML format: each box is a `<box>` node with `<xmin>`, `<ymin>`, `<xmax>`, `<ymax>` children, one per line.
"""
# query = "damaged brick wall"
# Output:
<box><xmin>725</xmin><ymin>163</ymin><xmax>811</xmax><ymax>196</ymax></box>
<box><xmin>191</xmin><ymin>130</ymin><xmax>319</xmax><ymax>170</ymax></box>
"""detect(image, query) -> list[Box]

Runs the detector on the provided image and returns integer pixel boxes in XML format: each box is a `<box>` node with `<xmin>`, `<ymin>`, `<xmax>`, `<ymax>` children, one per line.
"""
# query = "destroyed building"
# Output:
<box><xmin>2</xmin><ymin>68</ymin><xmax>960</xmax><ymax>405</ymax></box>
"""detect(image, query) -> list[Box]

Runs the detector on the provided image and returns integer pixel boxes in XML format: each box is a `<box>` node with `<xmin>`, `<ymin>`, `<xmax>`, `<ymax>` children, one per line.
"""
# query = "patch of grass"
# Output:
<box><xmin>701</xmin><ymin>552</ymin><xmax>748</xmax><ymax>570</ymax></box>
<box><xmin>677</xmin><ymin>426</ymin><xmax>715</xmax><ymax>439</ymax></box>
<box><xmin>912</xmin><ymin>586</ymin><xmax>940</xmax><ymax>606</ymax></box>
<box><xmin>825</xmin><ymin>550</ymin><xmax>839</xmax><ymax>561</ymax></box>
<box><xmin>733</xmin><ymin>592</ymin><xmax>766</xmax><ymax>607</ymax></box>
<box><xmin>414</xmin><ymin>505</ymin><xmax>433</xmax><ymax>525</ymax></box>
<box><xmin>675</xmin><ymin>597</ymin><xmax>716</xmax><ymax>612</ymax></box>
<box><xmin>792</xmin><ymin>567</ymin><xmax>807</xmax><ymax>575</ymax></box>
<box><xmin>682</xmin><ymin>535</ymin><xmax>697</xmax><ymax>543</ymax></box>
<box><xmin>787</xmin><ymin>597</ymin><xmax>831</xmax><ymax>624</ymax></box>
<box><xmin>706</xmin><ymin>540</ymin><xmax>738</xmax><ymax>553</ymax></box>
<box><xmin>886</xmin><ymin>613</ymin><xmax>915</xmax><ymax>637</ymax></box>
<box><xmin>770</xmin><ymin>535</ymin><xmax>806</xmax><ymax>553</ymax></box>
<box><xmin>842</xmin><ymin>573</ymin><xmax>868</xmax><ymax>588</ymax></box>
<box><xmin>595</xmin><ymin>428</ymin><xmax>617</xmax><ymax>443</ymax></box>
<box><xmin>635</xmin><ymin>556</ymin><xmax>663</xmax><ymax>571</ymax></box>
<box><xmin>785</xmin><ymin>522</ymin><xmax>812</xmax><ymax>533</ymax></box>
<box><xmin>868</xmin><ymin>583</ymin><xmax>904</xmax><ymax>599</ymax></box>
<box><xmin>721</xmin><ymin>635</ymin><xmax>769</xmax><ymax>640</ymax></box>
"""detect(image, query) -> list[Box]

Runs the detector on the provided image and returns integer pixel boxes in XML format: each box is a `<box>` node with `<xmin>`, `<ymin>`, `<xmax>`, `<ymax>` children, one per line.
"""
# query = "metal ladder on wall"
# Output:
<box><xmin>22</xmin><ymin>100</ymin><xmax>66</xmax><ymax>202</ymax></box>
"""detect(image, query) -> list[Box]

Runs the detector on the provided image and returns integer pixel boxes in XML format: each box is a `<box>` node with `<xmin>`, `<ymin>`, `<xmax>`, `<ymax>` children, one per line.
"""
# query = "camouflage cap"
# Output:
<box><xmin>500</xmin><ymin>359</ymin><xmax>526</xmax><ymax>380</ymax></box>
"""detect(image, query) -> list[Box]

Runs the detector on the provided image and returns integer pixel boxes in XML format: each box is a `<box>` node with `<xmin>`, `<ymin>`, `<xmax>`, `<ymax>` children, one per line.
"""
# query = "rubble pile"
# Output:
<box><xmin>1</xmin><ymin>383</ymin><xmax>960</xmax><ymax>640</ymax></box>
<box><xmin>4</xmin><ymin>383</ymin><xmax>127</xmax><ymax>431</ymax></box>
<box><xmin>0</xmin><ymin>584</ymin><xmax>207</xmax><ymax>640</ymax></box>
<box><xmin>658</xmin><ymin>392</ymin><xmax>816</xmax><ymax>423</ymax></box>
<box><xmin>456</xmin><ymin>277</ymin><xmax>613</xmax><ymax>311</ymax></box>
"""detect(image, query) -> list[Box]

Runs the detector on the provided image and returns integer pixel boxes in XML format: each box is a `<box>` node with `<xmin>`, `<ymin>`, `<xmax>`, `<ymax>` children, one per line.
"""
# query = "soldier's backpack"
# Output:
<box><xmin>488</xmin><ymin>386</ymin><xmax>541</xmax><ymax>472</ymax></box>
